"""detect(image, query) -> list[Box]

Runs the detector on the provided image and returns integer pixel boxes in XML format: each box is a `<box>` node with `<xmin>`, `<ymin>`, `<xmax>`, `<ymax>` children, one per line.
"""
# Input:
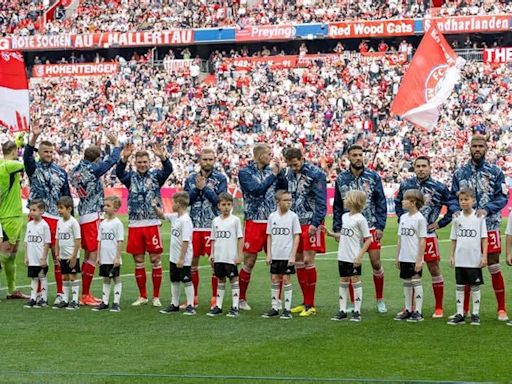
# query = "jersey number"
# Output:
<box><xmin>426</xmin><ymin>241</ymin><xmax>435</xmax><ymax>255</ymax></box>
<box><xmin>152</xmin><ymin>235</ymin><xmax>161</xmax><ymax>247</ymax></box>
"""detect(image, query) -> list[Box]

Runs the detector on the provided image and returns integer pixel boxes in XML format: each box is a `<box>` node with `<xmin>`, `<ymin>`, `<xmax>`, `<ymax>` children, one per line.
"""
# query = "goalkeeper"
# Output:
<box><xmin>0</xmin><ymin>139</ymin><xmax>28</xmax><ymax>299</ymax></box>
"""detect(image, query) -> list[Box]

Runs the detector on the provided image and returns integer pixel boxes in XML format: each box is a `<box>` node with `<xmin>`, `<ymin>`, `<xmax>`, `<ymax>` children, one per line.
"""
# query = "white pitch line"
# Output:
<box><xmin>1</xmin><ymin>239</ymin><xmax>453</xmax><ymax>291</ymax></box>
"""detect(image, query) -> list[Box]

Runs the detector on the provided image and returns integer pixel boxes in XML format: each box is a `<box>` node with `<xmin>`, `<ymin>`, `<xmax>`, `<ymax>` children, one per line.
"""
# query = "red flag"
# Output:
<box><xmin>390</xmin><ymin>25</ymin><xmax>465</xmax><ymax>130</ymax></box>
<box><xmin>0</xmin><ymin>51</ymin><xmax>30</xmax><ymax>133</ymax></box>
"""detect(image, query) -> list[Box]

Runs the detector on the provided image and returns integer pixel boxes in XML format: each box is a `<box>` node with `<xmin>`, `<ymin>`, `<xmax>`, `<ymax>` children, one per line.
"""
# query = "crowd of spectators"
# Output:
<box><xmin>438</xmin><ymin>0</ymin><xmax>512</xmax><ymax>16</ymax></box>
<box><xmin>4</xmin><ymin>0</ymin><xmax>512</xmax><ymax>36</ymax></box>
<box><xmin>0</xmin><ymin>0</ymin><xmax>48</xmax><ymax>35</ymax></box>
<box><xmin>23</xmin><ymin>50</ymin><xmax>512</xmax><ymax>191</ymax></box>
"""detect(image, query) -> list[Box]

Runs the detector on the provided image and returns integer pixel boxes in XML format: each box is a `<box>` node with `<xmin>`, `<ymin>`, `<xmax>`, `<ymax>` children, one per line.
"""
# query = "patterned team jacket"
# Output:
<box><xmin>239</xmin><ymin>161</ymin><xmax>281</xmax><ymax>222</ymax></box>
<box><xmin>450</xmin><ymin>161</ymin><xmax>507</xmax><ymax>231</ymax></box>
<box><xmin>333</xmin><ymin>168</ymin><xmax>387</xmax><ymax>232</ymax></box>
<box><xmin>71</xmin><ymin>147</ymin><xmax>121</xmax><ymax>220</ymax></box>
<box><xmin>23</xmin><ymin>144</ymin><xmax>71</xmax><ymax>218</ymax></box>
<box><xmin>184</xmin><ymin>170</ymin><xmax>227</xmax><ymax>230</ymax></box>
<box><xmin>395</xmin><ymin>176</ymin><xmax>453</xmax><ymax>234</ymax></box>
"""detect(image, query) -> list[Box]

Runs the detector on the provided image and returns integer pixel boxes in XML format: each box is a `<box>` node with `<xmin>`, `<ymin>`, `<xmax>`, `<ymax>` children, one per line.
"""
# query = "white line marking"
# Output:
<box><xmin>1</xmin><ymin>240</ymin><xmax>452</xmax><ymax>291</ymax></box>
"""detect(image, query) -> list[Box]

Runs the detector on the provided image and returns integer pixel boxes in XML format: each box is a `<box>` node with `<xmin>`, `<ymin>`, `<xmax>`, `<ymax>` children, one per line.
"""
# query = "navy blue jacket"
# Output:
<box><xmin>449</xmin><ymin>161</ymin><xmax>507</xmax><ymax>231</ymax></box>
<box><xmin>395</xmin><ymin>176</ymin><xmax>452</xmax><ymax>233</ymax></box>
<box><xmin>333</xmin><ymin>168</ymin><xmax>387</xmax><ymax>232</ymax></box>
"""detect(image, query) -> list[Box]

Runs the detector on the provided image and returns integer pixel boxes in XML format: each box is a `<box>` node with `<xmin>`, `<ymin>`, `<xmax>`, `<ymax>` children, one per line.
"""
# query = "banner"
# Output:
<box><xmin>483</xmin><ymin>47</ymin><xmax>512</xmax><ymax>63</ymax></box>
<box><xmin>423</xmin><ymin>15</ymin><xmax>511</xmax><ymax>34</ymax></box>
<box><xmin>235</xmin><ymin>25</ymin><xmax>296</xmax><ymax>41</ymax></box>
<box><xmin>32</xmin><ymin>62</ymin><xmax>119</xmax><ymax>78</ymax></box>
<box><xmin>163</xmin><ymin>58</ymin><xmax>194</xmax><ymax>74</ymax></box>
<box><xmin>0</xmin><ymin>30</ymin><xmax>194</xmax><ymax>51</ymax></box>
<box><xmin>224</xmin><ymin>52</ymin><xmax>408</xmax><ymax>71</ymax></box>
<box><xmin>390</xmin><ymin>25</ymin><xmax>465</xmax><ymax>130</ymax></box>
<box><xmin>328</xmin><ymin>19</ymin><xmax>415</xmax><ymax>38</ymax></box>
<box><xmin>0</xmin><ymin>51</ymin><xmax>30</xmax><ymax>133</ymax></box>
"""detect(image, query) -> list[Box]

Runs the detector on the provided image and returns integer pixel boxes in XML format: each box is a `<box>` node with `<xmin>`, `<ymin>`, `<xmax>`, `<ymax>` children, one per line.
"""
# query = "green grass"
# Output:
<box><xmin>1</xmin><ymin>216</ymin><xmax>512</xmax><ymax>383</ymax></box>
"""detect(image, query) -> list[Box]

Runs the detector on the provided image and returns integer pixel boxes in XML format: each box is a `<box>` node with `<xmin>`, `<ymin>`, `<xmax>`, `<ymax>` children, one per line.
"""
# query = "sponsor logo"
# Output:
<box><xmin>271</xmin><ymin>228</ymin><xmax>291</xmax><ymax>236</ymax></box>
<box><xmin>101</xmin><ymin>233</ymin><xmax>115</xmax><ymax>240</ymax></box>
<box><xmin>237</xmin><ymin>25</ymin><xmax>296</xmax><ymax>41</ymax></box>
<box><xmin>340</xmin><ymin>228</ymin><xmax>355</xmax><ymax>237</ymax></box>
<box><xmin>215</xmin><ymin>231</ymin><xmax>232</xmax><ymax>239</ymax></box>
<box><xmin>484</xmin><ymin>47</ymin><xmax>512</xmax><ymax>64</ymax></box>
<box><xmin>27</xmin><ymin>235</ymin><xmax>43</xmax><ymax>243</ymax></box>
<box><xmin>457</xmin><ymin>229</ymin><xmax>477</xmax><ymax>238</ymax></box>
<box><xmin>57</xmin><ymin>233</ymin><xmax>72</xmax><ymax>240</ymax></box>
<box><xmin>400</xmin><ymin>228</ymin><xmax>416</xmax><ymax>236</ymax></box>
<box><xmin>171</xmin><ymin>229</ymin><xmax>181</xmax><ymax>237</ymax></box>
<box><xmin>424</xmin><ymin>64</ymin><xmax>449</xmax><ymax>102</ymax></box>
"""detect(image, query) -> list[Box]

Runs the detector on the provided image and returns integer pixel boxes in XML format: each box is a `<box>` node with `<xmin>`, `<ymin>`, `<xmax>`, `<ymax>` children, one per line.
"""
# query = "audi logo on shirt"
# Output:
<box><xmin>215</xmin><ymin>231</ymin><xmax>232</xmax><ymax>239</ymax></box>
<box><xmin>58</xmin><ymin>233</ymin><xmax>71</xmax><ymax>240</ymax></box>
<box><xmin>400</xmin><ymin>228</ymin><xmax>416</xmax><ymax>236</ymax></box>
<box><xmin>457</xmin><ymin>229</ymin><xmax>478</xmax><ymax>238</ymax></box>
<box><xmin>340</xmin><ymin>228</ymin><xmax>355</xmax><ymax>237</ymax></box>
<box><xmin>271</xmin><ymin>228</ymin><xmax>291</xmax><ymax>236</ymax></box>
<box><xmin>27</xmin><ymin>235</ymin><xmax>43</xmax><ymax>243</ymax></box>
<box><xmin>101</xmin><ymin>233</ymin><xmax>115</xmax><ymax>240</ymax></box>
<box><xmin>171</xmin><ymin>229</ymin><xmax>181</xmax><ymax>237</ymax></box>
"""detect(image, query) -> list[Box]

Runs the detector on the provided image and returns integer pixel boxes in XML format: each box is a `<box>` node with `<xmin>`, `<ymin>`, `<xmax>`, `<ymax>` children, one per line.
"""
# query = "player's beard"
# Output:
<box><xmin>471</xmin><ymin>153</ymin><xmax>485</xmax><ymax>165</ymax></box>
<box><xmin>351</xmin><ymin>162</ymin><xmax>364</xmax><ymax>171</ymax></box>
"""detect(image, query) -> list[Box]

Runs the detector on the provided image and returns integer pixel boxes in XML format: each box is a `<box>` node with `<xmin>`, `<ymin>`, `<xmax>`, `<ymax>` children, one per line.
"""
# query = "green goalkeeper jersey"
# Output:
<box><xmin>0</xmin><ymin>159</ymin><xmax>24</xmax><ymax>218</ymax></box>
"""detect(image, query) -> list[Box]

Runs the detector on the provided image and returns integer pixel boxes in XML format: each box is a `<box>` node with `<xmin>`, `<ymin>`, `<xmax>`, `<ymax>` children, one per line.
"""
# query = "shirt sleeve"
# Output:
<box><xmin>44</xmin><ymin>223</ymin><xmax>51</xmax><ymax>244</ymax></box>
<box><xmin>397</xmin><ymin>216</ymin><xmax>402</xmax><ymax>235</ymax></box>
<box><xmin>182</xmin><ymin>219</ymin><xmax>193</xmax><ymax>242</ymax></box>
<box><xmin>73</xmin><ymin>220</ymin><xmax>81</xmax><ymax>239</ymax></box>
<box><xmin>449</xmin><ymin>219</ymin><xmax>457</xmax><ymax>241</ymax></box>
<box><xmin>164</xmin><ymin>213</ymin><xmax>177</xmax><ymax>224</ymax></box>
<box><xmin>266</xmin><ymin>215</ymin><xmax>272</xmax><ymax>235</ymax></box>
<box><xmin>481</xmin><ymin>219</ymin><xmax>488</xmax><ymax>238</ymax></box>
<box><xmin>360</xmin><ymin>217</ymin><xmax>371</xmax><ymax>238</ymax></box>
<box><xmin>236</xmin><ymin>218</ymin><xmax>243</xmax><ymax>238</ymax></box>
<box><xmin>418</xmin><ymin>217</ymin><xmax>427</xmax><ymax>238</ymax></box>
<box><xmin>211</xmin><ymin>218</ymin><xmax>217</xmax><ymax>241</ymax></box>
<box><xmin>293</xmin><ymin>214</ymin><xmax>302</xmax><ymax>235</ymax></box>
<box><xmin>97</xmin><ymin>224</ymin><xmax>102</xmax><ymax>241</ymax></box>
<box><xmin>507</xmin><ymin>211</ymin><xmax>512</xmax><ymax>236</ymax></box>
<box><xmin>117</xmin><ymin>221</ymin><xmax>125</xmax><ymax>242</ymax></box>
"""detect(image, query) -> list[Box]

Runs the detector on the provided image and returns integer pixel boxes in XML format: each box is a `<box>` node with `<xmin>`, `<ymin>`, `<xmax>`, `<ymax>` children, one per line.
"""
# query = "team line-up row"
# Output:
<box><xmin>2</xmin><ymin>129</ymin><xmax>511</xmax><ymax>326</ymax></box>
<box><xmin>19</xmin><ymin>182</ymin><xmax>512</xmax><ymax>326</ymax></box>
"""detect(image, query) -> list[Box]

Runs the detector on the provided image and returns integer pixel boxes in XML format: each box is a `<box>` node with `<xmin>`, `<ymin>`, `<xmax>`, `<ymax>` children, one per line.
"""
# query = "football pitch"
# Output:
<box><xmin>0</xmin><ymin>216</ymin><xmax>511</xmax><ymax>384</ymax></box>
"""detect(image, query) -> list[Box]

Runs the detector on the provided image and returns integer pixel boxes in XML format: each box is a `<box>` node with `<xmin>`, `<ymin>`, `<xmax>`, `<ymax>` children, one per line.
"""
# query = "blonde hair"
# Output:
<box><xmin>457</xmin><ymin>187</ymin><xmax>475</xmax><ymax>199</ymax></box>
<box><xmin>275</xmin><ymin>189</ymin><xmax>291</xmax><ymax>202</ymax></box>
<box><xmin>104</xmin><ymin>195</ymin><xmax>122</xmax><ymax>210</ymax></box>
<box><xmin>172</xmin><ymin>191</ymin><xmax>190</xmax><ymax>207</ymax></box>
<box><xmin>403</xmin><ymin>189</ymin><xmax>425</xmax><ymax>209</ymax></box>
<box><xmin>253</xmin><ymin>143</ymin><xmax>270</xmax><ymax>158</ymax></box>
<box><xmin>345</xmin><ymin>190</ymin><xmax>367</xmax><ymax>212</ymax></box>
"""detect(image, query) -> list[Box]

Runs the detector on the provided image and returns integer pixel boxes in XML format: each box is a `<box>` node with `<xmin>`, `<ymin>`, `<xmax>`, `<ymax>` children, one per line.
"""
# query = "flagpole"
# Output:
<box><xmin>370</xmin><ymin>127</ymin><xmax>384</xmax><ymax>169</ymax></box>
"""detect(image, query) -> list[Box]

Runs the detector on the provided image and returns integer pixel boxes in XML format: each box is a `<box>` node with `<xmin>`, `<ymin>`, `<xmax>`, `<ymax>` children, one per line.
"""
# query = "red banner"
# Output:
<box><xmin>0</xmin><ymin>30</ymin><xmax>193</xmax><ymax>51</ymax></box>
<box><xmin>424</xmin><ymin>15</ymin><xmax>511</xmax><ymax>34</ymax></box>
<box><xmin>391</xmin><ymin>26</ymin><xmax>464</xmax><ymax>130</ymax></box>
<box><xmin>32</xmin><ymin>62</ymin><xmax>119</xmax><ymax>78</ymax></box>
<box><xmin>224</xmin><ymin>52</ymin><xmax>407</xmax><ymax>71</ymax></box>
<box><xmin>235</xmin><ymin>25</ymin><xmax>296</xmax><ymax>41</ymax></box>
<box><xmin>328</xmin><ymin>19</ymin><xmax>414</xmax><ymax>38</ymax></box>
<box><xmin>483</xmin><ymin>47</ymin><xmax>512</xmax><ymax>63</ymax></box>
<box><xmin>0</xmin><ymin>51</ymin><xmax>30</xmax><ymax>133</ymax></box>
